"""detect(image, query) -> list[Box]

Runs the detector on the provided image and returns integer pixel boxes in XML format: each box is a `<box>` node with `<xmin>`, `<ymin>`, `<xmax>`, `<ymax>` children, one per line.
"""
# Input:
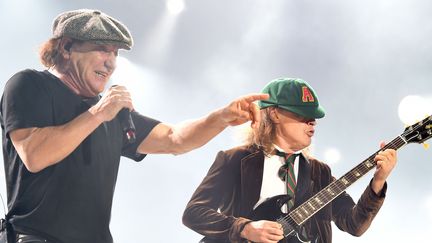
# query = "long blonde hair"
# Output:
<box><xmin>245</xmin><ymin>107</ymin><xmax>277</xmax><ymax>154</ymax></box>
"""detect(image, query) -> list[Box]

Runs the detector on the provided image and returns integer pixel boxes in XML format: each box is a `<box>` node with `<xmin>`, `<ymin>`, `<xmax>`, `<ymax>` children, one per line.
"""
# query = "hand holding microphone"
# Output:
<box><xmin>110</xmin><ymin>85</ymin><xmax>136</xmax><ymax>144</ymax></box>
<box><xmin>89</xmin><ymin>85</ymin><xmax>136</xmax><ymax>144</ymax></box>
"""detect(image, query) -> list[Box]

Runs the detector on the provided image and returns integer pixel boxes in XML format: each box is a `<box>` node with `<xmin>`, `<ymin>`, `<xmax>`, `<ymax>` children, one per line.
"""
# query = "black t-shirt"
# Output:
<box><xmin>0</xmin><ymin>69</ymin><xmax>160</xmax><ymax>243</ymax></box>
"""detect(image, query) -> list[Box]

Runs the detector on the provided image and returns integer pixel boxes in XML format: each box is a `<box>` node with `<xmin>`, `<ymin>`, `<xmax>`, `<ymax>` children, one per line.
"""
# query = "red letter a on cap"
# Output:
<box><xmin>302</xmin><ymin>86</ymin><xmax>315</xmax><ymax>102</ymax></box>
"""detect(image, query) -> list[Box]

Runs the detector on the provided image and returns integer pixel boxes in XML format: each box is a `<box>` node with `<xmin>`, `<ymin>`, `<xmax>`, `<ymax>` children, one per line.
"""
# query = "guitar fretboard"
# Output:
<box><xmin>288</xmin><ymin>136</ymin><xmax>406</xmax><ymax>225</ymax></box>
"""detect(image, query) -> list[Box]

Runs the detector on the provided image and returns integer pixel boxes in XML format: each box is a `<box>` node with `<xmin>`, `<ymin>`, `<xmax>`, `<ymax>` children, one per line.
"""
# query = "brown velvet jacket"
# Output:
<box><xmin>182</xmin><ymin>145</ymin><xmax>386</xmax><ymax>243</ymax></box>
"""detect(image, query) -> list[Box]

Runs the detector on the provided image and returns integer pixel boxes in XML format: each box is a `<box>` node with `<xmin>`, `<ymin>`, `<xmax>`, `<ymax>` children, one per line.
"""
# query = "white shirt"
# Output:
<box><xmin>254</xmin><ymin>145</ymin><xmax>301</xmax><ymax>213</ymax></box>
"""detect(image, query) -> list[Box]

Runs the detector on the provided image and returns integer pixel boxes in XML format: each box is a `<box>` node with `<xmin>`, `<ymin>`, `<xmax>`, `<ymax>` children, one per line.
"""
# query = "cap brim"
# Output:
<box><xmin>91</xmin><ymin>40</ymin><xmax>131</xmax><ymax>50</ymax></box>
<box><xmin>279</xmin><ymin>105</ymin><xmax>325</xmax><ymax>119</ymax></box>
<box><xmin>258</xmin><ymin>100</ymin><xmax>277</xmax><ymax>109</ymax></box>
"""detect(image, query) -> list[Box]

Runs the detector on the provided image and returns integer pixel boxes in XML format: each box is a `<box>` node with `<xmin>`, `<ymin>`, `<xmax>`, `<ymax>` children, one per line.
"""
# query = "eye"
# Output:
<box><xmin>101</xmin><ymin>48</ymin><xmax>118</xmax><ymax>56</ymax></box>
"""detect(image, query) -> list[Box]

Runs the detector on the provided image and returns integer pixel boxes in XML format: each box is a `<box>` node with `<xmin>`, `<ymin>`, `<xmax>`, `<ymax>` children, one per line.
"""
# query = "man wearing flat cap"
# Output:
<box><xmin>0</xmin><ymin>9</ymin><xmax>269</xmax><ymax>243</ymax></box>
<box><xmin>183</xmin><ymin>78</ymin><xmax>398</xmax><ymax>243</ymax></box>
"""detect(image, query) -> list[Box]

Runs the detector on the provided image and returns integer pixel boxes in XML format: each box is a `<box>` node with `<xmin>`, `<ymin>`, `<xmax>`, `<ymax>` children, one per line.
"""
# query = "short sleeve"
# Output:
<box><xmin>1</xmin><ymin>70</ymin><xmax>53</xmax><ymax>138</ymax></box>
<box><xmin>121</xmin><ymin>111</ymin><xmax>160</xmax><ymax>161</ymax></box>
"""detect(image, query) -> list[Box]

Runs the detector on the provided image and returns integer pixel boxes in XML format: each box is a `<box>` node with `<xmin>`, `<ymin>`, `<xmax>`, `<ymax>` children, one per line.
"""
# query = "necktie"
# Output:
<box><xmin>276</xmin><ymin>151</ymin><xmax>299</xmax><ymax>209</ymax></box>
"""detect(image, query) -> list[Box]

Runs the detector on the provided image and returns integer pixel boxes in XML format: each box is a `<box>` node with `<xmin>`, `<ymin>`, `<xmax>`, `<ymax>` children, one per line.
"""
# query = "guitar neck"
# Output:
<box><xmin>288</xmin><ymin>135</ymin><xmax>407</xmax><ymax>226</ymax></box>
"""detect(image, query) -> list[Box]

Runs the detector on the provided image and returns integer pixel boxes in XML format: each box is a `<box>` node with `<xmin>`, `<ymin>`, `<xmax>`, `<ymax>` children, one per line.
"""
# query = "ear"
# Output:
<box><xmin>269</xmin><ymin>107</ymin><xmax>281</xmax><ymax>123</ymax></box>
<box><xmin>59</xmin><ymin>38</ymin><xmax>72</xmax><ymax>59</ymax></box>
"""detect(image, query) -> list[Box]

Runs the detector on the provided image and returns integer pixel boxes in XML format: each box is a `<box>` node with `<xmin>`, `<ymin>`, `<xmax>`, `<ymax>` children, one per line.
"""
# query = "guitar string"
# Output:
<box><xmin>279</xmin><ymin>138</ymin><xmax>406</xmax><ymax>233</ymax></box>
<box><xmin>276</xmin><ymin>120</ymin><xmax>429</xmax><ymax>234</ymax></box>
<box><xmin>284</xmin><ymin>117</ymin><xmax>432</xmax><ymax>225</ymax></box>
<box><xmin>277</xmin><ymin>116</ymin><xmax>431</xmax><ymax>235</ymax></box>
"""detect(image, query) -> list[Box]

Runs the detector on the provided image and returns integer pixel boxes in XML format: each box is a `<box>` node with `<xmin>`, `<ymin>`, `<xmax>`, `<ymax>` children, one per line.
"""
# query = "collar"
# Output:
<box><xmin>272</xmin><ymin>144</ymin><xmax>303</xmax><ymax>157</ymax></box>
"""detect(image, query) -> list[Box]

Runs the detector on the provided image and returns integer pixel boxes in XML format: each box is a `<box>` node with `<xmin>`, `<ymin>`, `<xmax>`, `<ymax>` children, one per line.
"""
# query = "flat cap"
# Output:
<box><xmin>52</xmin><ymin>9</ymin><xmax>133</xmax><ymax>50</ymax></box>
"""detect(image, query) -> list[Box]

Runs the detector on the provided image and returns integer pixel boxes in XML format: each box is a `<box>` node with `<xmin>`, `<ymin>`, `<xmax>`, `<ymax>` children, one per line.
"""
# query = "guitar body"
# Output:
<box><xmin>249</xmin><ymin>195</ymin><xmax>308</xmax><ymax>243</ymax></box>
<box><xmin>200</xmin><ymin>195</ymin><xmax>309</xmax><ymax>243</ymax></box>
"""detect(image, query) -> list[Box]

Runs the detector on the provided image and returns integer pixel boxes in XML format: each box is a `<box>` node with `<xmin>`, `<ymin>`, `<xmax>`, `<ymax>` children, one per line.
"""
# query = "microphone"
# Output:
<box><xmin>110</xmin><ymin>85</ymin><xmax>136</xmax><ymax>144</ymax></box>
<box><xmin>118</xmin><ymin>108</ymin><xmax>136</xmax><ymax>144</ymax></box>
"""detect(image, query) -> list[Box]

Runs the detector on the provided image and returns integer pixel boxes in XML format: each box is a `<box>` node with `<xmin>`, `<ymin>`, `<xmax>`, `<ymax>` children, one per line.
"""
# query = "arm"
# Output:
<box><xmin>182</xmin><ymin>150</ymin><xmax>283</xmax><ymax>243</ymax></box>
<box><xmin>10</xmin><ymin>86</ymin><xmax>133</xmax><ymax>172</ymax></box>
<box><xmin>332</xmin><ymin>181</ymin><xmax>386</xmax><ymax>236</ymax></box>
<box><xmin>182</xmin><ymin>151</ymin><xmax>240</xmax><ymax>239</ymax></box>
<box><xmin>332</xmin><ymin>143</ymin><xmax>397</xmax><ymax>236</ymax></box>
<box><xmin>371</xmin><ymin>142</ymin><xmax>397</xmax><ymax>194</ymax></box>
<box><xmin>137</xmin><ymin>93</ymin><xmax>269</xmax><ymax>155</ymax></box>
<box><xmin>10</xmin><ymin>111</ymin><xmax>102</xmax><ymax>173</ymax></box>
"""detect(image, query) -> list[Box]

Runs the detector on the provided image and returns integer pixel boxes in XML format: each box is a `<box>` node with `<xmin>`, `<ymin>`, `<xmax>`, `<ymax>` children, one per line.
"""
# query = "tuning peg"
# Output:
<box><xmin>423</xmin><ymin>142</ymin><xmax>430</xmax><ymax>150</ymax></box>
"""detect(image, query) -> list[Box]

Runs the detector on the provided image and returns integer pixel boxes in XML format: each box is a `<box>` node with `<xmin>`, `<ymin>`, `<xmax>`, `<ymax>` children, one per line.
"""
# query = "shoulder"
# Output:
<box><xmin>304</xmin><ymin>154</ymin><xmax>332</xmax><ymax>175</ymax></box>
<box><xmin>207</xmin><ymin>145</ymin><xmax>261</xmax><ymax>176</ymax></box>
<box><xmin>4</xmin><ymin>69</ymin><xmax>49</xmax><ymax>93</ymax></box>
<box><xmin>220</xmin><ymin>144</ymin><xmax>262</xmax><ymax>163</ymax></box>
<box><xmin>7</xmin><ymin>69</ymin><xmax>46</xmax><ymax>82</ymax></box>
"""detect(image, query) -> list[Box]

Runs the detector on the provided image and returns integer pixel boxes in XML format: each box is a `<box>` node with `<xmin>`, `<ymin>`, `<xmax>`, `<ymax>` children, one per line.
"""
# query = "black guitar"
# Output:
<box><xmin>200</xmin><ymin>115</ymin><xmax>432</xmax><ymax>243</ymax></box>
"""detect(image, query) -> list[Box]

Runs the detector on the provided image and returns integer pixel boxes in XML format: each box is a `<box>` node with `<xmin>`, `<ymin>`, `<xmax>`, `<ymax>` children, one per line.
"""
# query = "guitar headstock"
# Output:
<box><xmin>402</xmin><ymin>115</ymin><xmax>432</xmax><ymax>144</ymax></box>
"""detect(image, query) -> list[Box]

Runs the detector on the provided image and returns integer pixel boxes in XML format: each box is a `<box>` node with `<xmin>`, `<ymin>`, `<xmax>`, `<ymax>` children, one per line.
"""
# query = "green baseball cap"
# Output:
<box><xmin>258</xmin><ymin>78</ymin><xmax>325</xmax><ymax>119</ymax></box>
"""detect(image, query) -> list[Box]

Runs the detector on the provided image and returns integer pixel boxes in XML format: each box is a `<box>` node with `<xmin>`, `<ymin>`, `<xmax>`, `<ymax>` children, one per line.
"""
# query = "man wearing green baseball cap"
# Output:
<box><xmin>183</xmin><ymin>78</ymin><xmax>397</xmax><ymax>243</ymax></box>
<box><xmin>0</xmin><ymin>9</ymin><xmax>269</xmax><ymax>243</ymax></box>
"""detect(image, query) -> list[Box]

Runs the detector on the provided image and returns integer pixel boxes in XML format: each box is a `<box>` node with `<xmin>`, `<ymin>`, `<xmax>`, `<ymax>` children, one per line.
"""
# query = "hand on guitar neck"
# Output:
<box><xmin>240</xmin><ymin>220</ymin><xmax>284</xmax><ymax>243</ymax></box>
<box><xmin>371</xmin><ymin>141</ymin><xmax>397</xmax><ymax>195</ymax></box>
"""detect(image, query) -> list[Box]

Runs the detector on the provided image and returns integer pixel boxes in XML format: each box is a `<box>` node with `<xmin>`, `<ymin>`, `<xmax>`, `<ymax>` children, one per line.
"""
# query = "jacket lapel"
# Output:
<box><xmin>240</xmin><ymin>149</ymin><xmax>264</xmax><ymax>216</ymax></box>
<box><xmin>295</xmin><ymin>154</ymin><xmax>314</xmax><ymax>205</ymax></box>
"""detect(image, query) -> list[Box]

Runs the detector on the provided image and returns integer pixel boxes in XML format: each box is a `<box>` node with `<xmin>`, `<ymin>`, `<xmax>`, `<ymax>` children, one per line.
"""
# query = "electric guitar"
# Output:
<box><xmin>200</xmin><ymin>115</ymin><xmax>432</xmax><ymax>243</ymax></box>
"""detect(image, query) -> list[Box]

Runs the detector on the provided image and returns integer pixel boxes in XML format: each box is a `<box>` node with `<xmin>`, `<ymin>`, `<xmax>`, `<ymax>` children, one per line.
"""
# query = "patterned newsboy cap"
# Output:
<box><xmin>52</xmin><ymin>9</ymin><xmax>133</xmax><ymax>50</ymax></box>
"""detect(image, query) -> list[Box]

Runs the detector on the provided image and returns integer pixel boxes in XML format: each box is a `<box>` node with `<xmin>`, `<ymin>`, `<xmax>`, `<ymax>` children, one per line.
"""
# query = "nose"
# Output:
<box><xmin>307</xmin><ymin>119</ymin><xmax>316</xmax><ymax>126</ymax></box>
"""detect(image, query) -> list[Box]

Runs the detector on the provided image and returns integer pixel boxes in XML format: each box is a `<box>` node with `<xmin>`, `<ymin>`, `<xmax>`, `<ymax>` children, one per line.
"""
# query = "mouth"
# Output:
<box><xmin>307</xmin><ymin>130</ymin><xmax>315</xmax><ymax>137</ymax></box>
<box><xmin>95</xmin><ymin>71</ymin><xmax>108</xmax><ymax>78</ymax></box>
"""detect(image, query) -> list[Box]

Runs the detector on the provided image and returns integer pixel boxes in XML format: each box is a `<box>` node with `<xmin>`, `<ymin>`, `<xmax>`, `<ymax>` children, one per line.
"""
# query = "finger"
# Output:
<box><xmin>110</xmin><ymin>94</ymin><xmax>132</xmax><ymax>105</ymax></box>
<box><xmin>375</xmin><ymin>156</ymin><xmax>388</xmax><ymax>166</ymax></box>
<box><xmin>265</xmin><ymin>231</ymin><xmax>284</xmax><ymax>242</ymax></box>
<box><xmin>241</xmin><ymin>93</ymin><xmax>270</xmax><ymax>103</ymax></box>
<box><xmin>250</xmin><ymin>103</ymin><xmax>261</xmax><ymax>128</ymax></box>
<box><xmin>110</xmin><ymin>84</ymin><xmax>128</xmax><ymax>91</ymax></box>
<box><xmin>381</xmin><ymin>150</ymin><xmax>394</xmax><ymax>157</ymax></box>
<box><xmin>374</xmin><ymin>153</ymin><xmax>386</xmax><ymax>162</ymax></box>
<box><xmin>375</xmin><ymin>150</ymin><xmax>393</xmax><ymax>159</ymax></box>
<box><xmin>375</xmin><ymin>160</ymin><xmax>383</xmax><ymax>168</ymax></box>
<box><xmin>123</xmin><ymin>101</ymin><xmax>134</xmax><ymax>111</ymax></box>
<box><xmin>110</xmin><ymin>88</ymin><xmax>133</xmax><ymax>103</ymax></box>
<box><xmin>377</xmin><ymin>150</ymin><xmax>396</xmax><ymax>162</ymax></box>
<box><xmin>235</xmin><ymin>110</ymin><xmax>252</xmax><ymax>120</ymax></box>
<box><xmin>379</xmin><ymin>141</ymin><xmax>386</xmax><ymax>149</ymax></box>
<box><xmin>268</xmin><ymin>227</ymin><xmax>284</xmax><ymax>236</ymax></box>
<box><xmin>266</xmin><ymin>221</ymin><xmax>283</xmax><ymax>229</ymax></box>
<box><xmin>385</xmin><ymin>149</ymin><xmax>397</xmax><ymax>160</ymax></box>
<box><xmin>266</xmin><ymin>235</ymin><xmax>284</xmax><ymax>242</ymax></box>
<box><xmin>104</xmin><ymin>93</ymin><xmax>134</xmax><ymax>112</ymax></box>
